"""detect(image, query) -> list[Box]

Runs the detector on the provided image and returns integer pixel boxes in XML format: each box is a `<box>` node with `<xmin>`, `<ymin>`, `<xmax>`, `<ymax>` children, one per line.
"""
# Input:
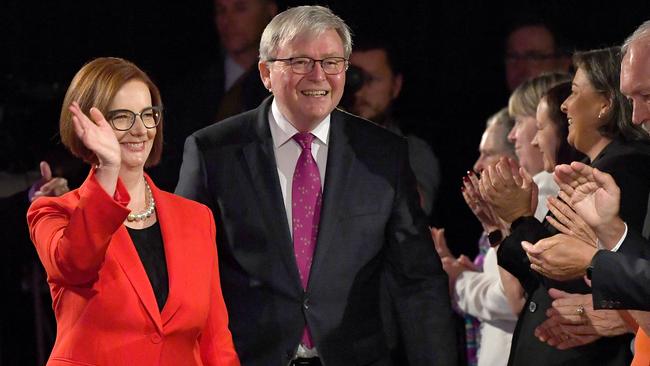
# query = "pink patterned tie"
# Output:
<box><xmin>292</xmin><ymin>132</ymin><xmax>322</xmax><ymax>349</ymax></box>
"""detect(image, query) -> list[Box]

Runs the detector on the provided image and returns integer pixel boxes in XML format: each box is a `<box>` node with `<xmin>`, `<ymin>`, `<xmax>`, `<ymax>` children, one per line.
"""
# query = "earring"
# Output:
<box><xmin>598</xmin><ymin>111</ymin><xmax>603</xmax><ymax>119</ymax></box>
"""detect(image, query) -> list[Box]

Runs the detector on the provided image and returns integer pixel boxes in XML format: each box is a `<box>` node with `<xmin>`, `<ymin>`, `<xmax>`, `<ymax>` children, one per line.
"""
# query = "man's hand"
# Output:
<box><xmin>522</xmin><ymin>234</ymin><xmax>597</xmax><ymax>281</ymax></box>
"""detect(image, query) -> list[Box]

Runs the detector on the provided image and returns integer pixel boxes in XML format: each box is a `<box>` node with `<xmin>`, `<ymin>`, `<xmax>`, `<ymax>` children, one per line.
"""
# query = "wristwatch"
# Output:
<box><xmin>488</xmin><ymin>230</ymin><xmax>503</xmax><ymax>247</ymax></box>
<box><xmin>586</xmin><ymin>264</ymin><xmax>594</xmax><ymax>280</ymax></box>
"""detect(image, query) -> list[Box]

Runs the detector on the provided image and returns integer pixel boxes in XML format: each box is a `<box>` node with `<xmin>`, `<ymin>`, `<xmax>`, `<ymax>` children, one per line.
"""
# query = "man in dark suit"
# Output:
<box><xmin>176</xmin><ymin>5</ymin><xmax>456</xmax><ymax>366</ymax></box>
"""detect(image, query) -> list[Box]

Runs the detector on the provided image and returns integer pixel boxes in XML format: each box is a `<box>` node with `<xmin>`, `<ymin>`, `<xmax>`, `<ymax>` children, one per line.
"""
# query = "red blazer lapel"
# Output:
<box><xmin>146</xmin><ymin>176</ymin><xmax>183</xmax><ymax>326</ymax></box>
<box><xmin>111</xmin><ymin>226</ymin><xmax>164</xmax><ymax>333</ymax></box>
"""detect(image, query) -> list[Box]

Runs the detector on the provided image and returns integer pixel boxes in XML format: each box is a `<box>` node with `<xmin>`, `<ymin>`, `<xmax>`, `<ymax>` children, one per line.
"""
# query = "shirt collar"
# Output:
<box><xmin>269</xmin><ymin>98</ymin><xmax>330</xmax><ymax>148</ymax></box>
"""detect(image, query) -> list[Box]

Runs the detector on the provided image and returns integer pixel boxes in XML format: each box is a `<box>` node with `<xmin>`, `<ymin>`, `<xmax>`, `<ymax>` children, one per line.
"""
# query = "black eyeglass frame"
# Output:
<box><xmin>105</xmin><ymin>106</ymin><xmax>163</xmax><ymax>131</ymax></box>
<box><xmin>267</xmin><ymin>57</ymin><xmax>349</xmax><ymax>75</ymax></box>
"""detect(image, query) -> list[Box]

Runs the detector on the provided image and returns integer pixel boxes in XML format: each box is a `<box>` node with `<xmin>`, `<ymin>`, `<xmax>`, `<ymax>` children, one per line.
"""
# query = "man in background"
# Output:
<box><xmin>346</xmin><ymin>37</ymin><xmax>441</xmax><ymax>218</ymax></box>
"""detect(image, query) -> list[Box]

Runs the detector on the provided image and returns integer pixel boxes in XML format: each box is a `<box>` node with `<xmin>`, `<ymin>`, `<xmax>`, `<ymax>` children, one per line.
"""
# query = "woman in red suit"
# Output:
<box><xmin>27</xmin><ymin>57</ymin><xmax>240</xmax><ymax>365</ymax></box>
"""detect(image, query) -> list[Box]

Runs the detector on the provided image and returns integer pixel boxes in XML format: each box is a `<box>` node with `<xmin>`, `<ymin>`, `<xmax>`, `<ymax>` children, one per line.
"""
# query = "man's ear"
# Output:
<box><xmin>391</xmin><ymin>73</ymin><xmax>403</xmax><ymax>100</ymax></box>
<box><xmin>259</xmin><ymin>61</ymin><xmax>272</xmax><ymax>91</ymax></box>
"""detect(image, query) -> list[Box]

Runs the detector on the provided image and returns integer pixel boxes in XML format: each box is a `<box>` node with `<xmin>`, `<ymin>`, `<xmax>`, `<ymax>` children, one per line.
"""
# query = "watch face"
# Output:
<box><xmin>488</xmin><ymin>230</ymin><xmax>503</xmax><ymax>247</ymax></box>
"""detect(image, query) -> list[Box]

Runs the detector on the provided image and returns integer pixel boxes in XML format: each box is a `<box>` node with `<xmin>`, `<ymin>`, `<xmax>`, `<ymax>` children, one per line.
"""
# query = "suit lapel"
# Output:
<box><xmin>241</xmin><ymin>98</ymin><xmax>303</xmax><ymax>291</ymax></box>
<box><xmin>111</xmin><ymin>225</ymin><xmax>164</xmax><ymax>333</ymax></box>
<box><xmin>308</xmin><ymin>109</ymin><xmax>355</xmax><ymax>288</ymax></box>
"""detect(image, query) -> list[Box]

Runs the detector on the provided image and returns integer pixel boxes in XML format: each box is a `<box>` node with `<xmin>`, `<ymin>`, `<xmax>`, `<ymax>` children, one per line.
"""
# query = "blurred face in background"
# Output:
<box><xmin>507</xmin><ymin>114</ymin><xmax>545</xmax><ymax>175</ymax></box>
<box><xmin>505</xmin><ymin>25</ymin><xmax>565</xmax><ymax>91</ymax></box>
<box><xmin>349</xmin><ymin>48</ymin><xmax>402</xmax><ymax>123</ymax></box>
<box><xmin>215</xmin><ymin>0</ymin><xmax>277</xmax><ymax>58</ymax></box>
<box><xmin>532</xmin><ymin>97</ymin><xmax>561</xmax><ymax>172</ymax></box>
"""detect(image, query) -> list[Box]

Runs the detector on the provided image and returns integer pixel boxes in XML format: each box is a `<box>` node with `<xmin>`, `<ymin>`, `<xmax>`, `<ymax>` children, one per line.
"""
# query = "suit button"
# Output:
<box><xmin>151</xmin><ymin>333</ymin><xmax>162</xmax><ymax>344</ymax></box>
<box><xmin>528</xmin><ymin>301</ymin><xmax>537</xmax><ymax>313</ymax></box>
<box><xmin>303</xmin><ymin>297</ymin><xmax>310</xmax><ymax>310</ymax></box>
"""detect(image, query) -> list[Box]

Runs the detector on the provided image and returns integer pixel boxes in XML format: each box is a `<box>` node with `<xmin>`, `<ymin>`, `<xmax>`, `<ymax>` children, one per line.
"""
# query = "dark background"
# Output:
<box><xmin>2</xmin><ymin>0</ymin><xmax>650</xmax><ymax>363</ymax></box>
<box><xmin>4</xmin><ymin>0</ymin><xmax>649</xmax><ymax>256</ymax></box>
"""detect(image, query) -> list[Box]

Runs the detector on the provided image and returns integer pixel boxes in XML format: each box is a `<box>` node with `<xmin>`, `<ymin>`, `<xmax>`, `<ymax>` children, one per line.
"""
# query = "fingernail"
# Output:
<box><xmin>461</xmin><ymin>186</ymin><xmax>465</xmax><ymax>192</ymax></box>
<box><xmin>462</xmin><ymin>176</ymin><xmax>469</xmax><ymax>182</ymax></box>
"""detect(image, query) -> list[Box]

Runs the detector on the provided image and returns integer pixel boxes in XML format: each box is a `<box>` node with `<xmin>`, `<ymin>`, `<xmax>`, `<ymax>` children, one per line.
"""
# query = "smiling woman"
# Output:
<box><xmin>27</xmin><ymin>57</ymin><xmax>240</xmax><ymax>366</ymax></box>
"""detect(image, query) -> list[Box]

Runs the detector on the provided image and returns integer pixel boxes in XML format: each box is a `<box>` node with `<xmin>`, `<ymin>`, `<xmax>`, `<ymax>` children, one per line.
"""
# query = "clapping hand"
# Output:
<box><xmin>522</xmin><ymin>234</ymin><xmax>597</xmax><ymax>281</ymax></box>
<box><xmin>479</xmin><ymin>157</ymin><xmax>538</xmax><ymax>224</ymax></box>
<box><xmin>462</xmin><ymin>171</ymin><xmax>507</xmax><ymax>233</ymax></box>
<box><xmin>545</xmin><ymin>193</ymin><xmax>598</xmax><ymax>247</ymax></box>
<box><xmin>553</xmin><ymin>162</ymin><xmax>620</xmax><ymax>229</ymax></box>
<box><xmin>535</xmin><ymin>288</ymin><xmax>632</xmax><ymax>350</ymax></box>
<box><xmin>554</xmin><ymin>162</ymin><xmax>625</xmax><ymax>248</ymax></box>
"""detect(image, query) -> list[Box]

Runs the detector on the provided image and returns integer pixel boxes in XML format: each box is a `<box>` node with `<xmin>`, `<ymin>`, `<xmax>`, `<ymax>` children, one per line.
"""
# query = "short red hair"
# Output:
<box><xmin>59</xmin><ymin>57</ymin><xmax>163</xmax><ymax>167</ymax></box>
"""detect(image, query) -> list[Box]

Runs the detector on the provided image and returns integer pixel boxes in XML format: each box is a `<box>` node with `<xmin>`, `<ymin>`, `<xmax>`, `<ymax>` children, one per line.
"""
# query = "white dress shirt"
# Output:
<box><xmin>533</xmin><ymin>171</ymin><xmax>559</xmax><ymax>222</ymax></box>
<box><xmin>268</xmin><ymin>99</ymin><xmax>329</xmax><ymax>238</ymax></box>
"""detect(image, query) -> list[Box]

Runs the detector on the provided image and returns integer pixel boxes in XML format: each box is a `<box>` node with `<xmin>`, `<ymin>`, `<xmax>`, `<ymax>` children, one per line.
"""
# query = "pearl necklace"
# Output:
<box><xmin>127</xmin><ymin>180</ymin><xmax>155</xmax><ymax>222</ymax></box>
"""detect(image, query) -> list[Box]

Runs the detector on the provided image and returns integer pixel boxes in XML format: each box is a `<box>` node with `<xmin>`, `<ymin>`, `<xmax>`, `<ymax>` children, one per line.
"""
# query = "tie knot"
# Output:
<box><xmin>293</xmin><ymin>132</ymin><xmax>315</xmax><ymax>150</ymax></box>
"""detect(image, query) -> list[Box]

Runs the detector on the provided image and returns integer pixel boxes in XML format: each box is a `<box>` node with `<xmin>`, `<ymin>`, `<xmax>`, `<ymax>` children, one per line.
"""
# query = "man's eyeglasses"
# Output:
<box><xmin>106</xmin><ymin>106</ymin><xmax>162</xmax><ymax>131</ymax></box>
<box><xmin>268</xmin><ymin>57</ymin><xmax>349</xmax><ymax>75</ymax></box>
<box><xmin>505</xmin><ymin>52</ymin><xmax>559</xmax><ymax>63</ymax></box>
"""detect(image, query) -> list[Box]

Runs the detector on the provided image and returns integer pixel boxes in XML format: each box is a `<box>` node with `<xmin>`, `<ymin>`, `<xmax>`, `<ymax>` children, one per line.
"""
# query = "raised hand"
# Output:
<box><xmin>30</xmin><ymin>161</ymin><xmax>70</xmax><ymax>201</ymax></box>
<box><xmin>522</xmin><ymin>234</ymin><xmax>597</xmax><ymax>281</ymax></box>
<box><xmin>545</xmin><ymin>193</ymin><xmax>597</xmax><ymax>247</ymax></box>
<box><xmin>479</xmin><ymin>157</ymin><xmax>537</xmax><ymax>223</ymax></box>
<box><xmin>69</xmin><ymin>102</ymin><xmax>121</xmax><ymax>169</ymax></box>
<box><xmin>69</xmin><ymin>102</ymin><xmax>121</xmax><ymax>195</ymax></box>
<box><xmin>431</xmin><ymin>227</ymin><xmax>453</xmax><ymax>259</ymax></box>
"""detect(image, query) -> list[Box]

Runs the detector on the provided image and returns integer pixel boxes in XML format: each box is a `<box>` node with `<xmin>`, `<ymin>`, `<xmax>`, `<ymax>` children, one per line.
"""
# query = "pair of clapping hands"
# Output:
<box><xmin>467</xmin><ymin>157</ymin><xmax>592</xmax><ymax>243</ymax></box>
<box><xmin>470</xmin><ymin>158</ymin><xmax>630</xmax><ymax>348</ymax></box>
<box><xmin>522</xmin><ymin>162</ymin><xmax>633</xmax><ymax>349</ymax></box>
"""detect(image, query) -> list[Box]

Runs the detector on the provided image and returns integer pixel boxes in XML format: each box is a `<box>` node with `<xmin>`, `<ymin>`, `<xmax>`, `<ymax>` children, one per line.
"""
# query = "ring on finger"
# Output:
<box><xmin>576</xmin><ymin>304</ymin><xmax>585</xmax><ymax>316</ymax></box>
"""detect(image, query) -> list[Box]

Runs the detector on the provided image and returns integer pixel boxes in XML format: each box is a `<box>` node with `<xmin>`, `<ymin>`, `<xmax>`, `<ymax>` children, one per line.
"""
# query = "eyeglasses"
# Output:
<box><xmin>268</xmin><ymin>57</ymin><xmax>349</xmax><ymax>75</ymax></box>
<box><xmin>106</xmin><ymin>106</ymin><xmax>162</xmax><ymax>131</ymax></box>
<box><xmin>505</xmin><ymin>52</ymin><xmax>559</xmax><ymax>63</ymax></box>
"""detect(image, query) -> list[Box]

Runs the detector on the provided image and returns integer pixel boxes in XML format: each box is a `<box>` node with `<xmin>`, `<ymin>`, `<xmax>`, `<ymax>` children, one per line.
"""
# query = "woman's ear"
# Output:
<box><xmin>598</xmin><ymin>95</ymin><xmax>613</xmax><ymax>119</ymax></box>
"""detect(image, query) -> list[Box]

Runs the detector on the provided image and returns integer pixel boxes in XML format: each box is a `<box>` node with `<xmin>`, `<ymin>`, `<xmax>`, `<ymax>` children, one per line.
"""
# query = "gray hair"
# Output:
<box><xmin>486</xmin><ymin>107</ymin><xmax>516</xmax><ymax>156</ymax></box>
<box><xmin>622</xmin><ymin>20</ymin><xmax>650</xmax><ymax>56</ymax></box>
<box><xmin>259</xmin><ymin>5</ymin><xmax>353</xmax><ymax>61</ymax></box>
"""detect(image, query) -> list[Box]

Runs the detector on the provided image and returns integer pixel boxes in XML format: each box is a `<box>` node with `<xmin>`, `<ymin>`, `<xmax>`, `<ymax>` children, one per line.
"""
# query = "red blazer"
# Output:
<box><xmin>27</xmin><ymin>170</ymin><xmax>239</xmax><ymax>366</ymax></box>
